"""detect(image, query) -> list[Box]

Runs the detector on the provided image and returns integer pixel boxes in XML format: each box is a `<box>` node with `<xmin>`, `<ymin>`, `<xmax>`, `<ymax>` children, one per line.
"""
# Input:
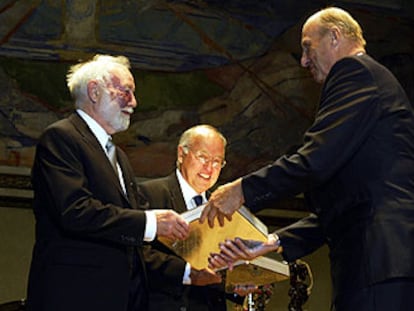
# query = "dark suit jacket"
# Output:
<box><xmin>26</xmin><ymin>112</ymin><xmax>149</xmax><ymax>311</ymax></box>
<box><xmin>140</xmin><ymin>172</ymin><xmax>242</xmax><ymax>311</ymax></box>
<box><xmin>241</xmin><ymin>55</ymin><xmax>414</xmax><ymax>302</ymax></box>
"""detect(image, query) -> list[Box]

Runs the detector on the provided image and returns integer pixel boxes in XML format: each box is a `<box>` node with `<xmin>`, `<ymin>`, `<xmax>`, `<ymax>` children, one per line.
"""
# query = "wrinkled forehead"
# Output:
<box><xmin>191</xmin><ymin>133</ymin><xmax>225</xmax><ymax>156</ymax></box>
<box><xmin>303</xmin><ymin>10</ymin><xmax>322</xmax><ymax>30</ymax></box>
<box><xmin>301</xmin><ymin>18</ymin><xmax>323</xmax><ymax>46</ymax></box>
<box><xmin>302</xmin><ymin>15</ymin><xmax>320</xmax><ymax>35</ymax></box>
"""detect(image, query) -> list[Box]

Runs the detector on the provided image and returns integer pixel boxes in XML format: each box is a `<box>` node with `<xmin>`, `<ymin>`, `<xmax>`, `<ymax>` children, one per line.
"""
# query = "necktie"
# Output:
<box><xmin>105</xmin><ymin>137</ymin><xmax>118</xmax><ymax>174</ymax></box>
<box><xmin>105</xmin><ymin>137</ymin><xmax>127</xmax><ymax>193</ymax></box>
<box><xmin>193</xmin><ymin>195</ymin><xmax>203</xmax><ymax>207</ymax></box>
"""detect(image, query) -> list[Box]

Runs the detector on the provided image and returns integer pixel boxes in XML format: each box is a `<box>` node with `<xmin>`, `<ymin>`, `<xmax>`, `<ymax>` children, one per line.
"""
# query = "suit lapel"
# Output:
<box><xmin>117</xmin><ymin>149</ymin><xmax>137</xmax><ymax>205</ymax></box>
<box><xmin>167</xmin><ymin>173</ymin><xmax>187</xmax><ymax>213</ymax></box>
<box><xmin>69</xmin><ymin>112</ymin><xmax>130</xmax><ymax>204</ymax></box>
<box><xmin>69</xmin><ymin>112</ymin><xmax>102</xmax><ymax>153</ymax></box>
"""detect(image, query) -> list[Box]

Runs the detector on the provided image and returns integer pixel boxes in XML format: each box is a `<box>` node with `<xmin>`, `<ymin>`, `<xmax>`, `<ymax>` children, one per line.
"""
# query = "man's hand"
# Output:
<box><xmin>154</xmin><ymin>210</ymin><xmax>189</xmax><ymax>240</ymax></box>
<box><xmin>200</xmin><ymin>178</ymin><xmax>244</xmax><ymax>228</ymax></box>
<box><xmin>190</xmin><ymin>267</ymin><xmax>222</xmax><ymax>286</ymax></box>
<box><xmin>208</xmin><ymin>234</ymin><xmax>280</xmax><ymax>270</ymax></box>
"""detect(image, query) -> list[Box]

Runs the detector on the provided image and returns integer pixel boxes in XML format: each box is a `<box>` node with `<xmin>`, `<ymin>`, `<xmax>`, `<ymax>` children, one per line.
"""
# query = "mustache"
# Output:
<box><xmin>121</xmin><ymin>107</ymin><xmax>134</xmax><ymax>114</ymax></box>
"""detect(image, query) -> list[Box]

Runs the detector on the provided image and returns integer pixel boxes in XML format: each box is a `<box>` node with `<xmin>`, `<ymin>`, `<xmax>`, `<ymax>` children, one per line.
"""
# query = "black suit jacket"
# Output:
<box><xmin>27</xmin><ymin>112</ymin><xmax>149</xmax><ymax>311</ymax></box>
<box><xmin>241</xmin><ymin>55</ymin><xmax>414</xmax><ymax>301</ymax></box>
<box><xmin>140</xmin><ymin>172</ymin><xmax>242</xmax><ymax>311</ymax></box>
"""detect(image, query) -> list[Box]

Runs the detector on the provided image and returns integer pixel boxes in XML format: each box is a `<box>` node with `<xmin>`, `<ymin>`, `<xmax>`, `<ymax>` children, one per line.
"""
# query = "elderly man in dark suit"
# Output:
<box><xmin>203</xmin><ymin>7</ymin><xmax>414</xmax><ymax>311</ymax></box>
<box><xmin>26</xmin><ymin>54</ymin><xmax>189</xmax><ymax>311</ymax></box>
<box><xmin>140</xmin><ymin>125</ymin><xmax>247</xmax><ymax>311</ymax></box>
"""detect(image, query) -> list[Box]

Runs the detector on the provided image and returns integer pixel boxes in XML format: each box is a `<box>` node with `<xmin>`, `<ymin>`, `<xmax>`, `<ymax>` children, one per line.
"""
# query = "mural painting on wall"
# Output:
<box><xmin>0</xmin><ymin>1</ymin><xmax>412</xmax><ymax>182</ymax></box>
<box><xmin>1</xmin><ymin>53</ymin><xmax>412</xmax><ymax>181</ymax></box>
<box><xmin>0</xmin><ymin>51</ymin><xmax>317</xmax><ymax>181</ymax></box>
<box><xmin>0</xmin><ymin>0</ymin><xmax>327</xmax><ymax>180</ymax></box>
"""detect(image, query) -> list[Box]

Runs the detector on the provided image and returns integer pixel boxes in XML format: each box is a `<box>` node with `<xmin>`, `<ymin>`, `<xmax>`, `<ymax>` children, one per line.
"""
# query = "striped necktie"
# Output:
<box><xmin>105</xmin><ymin>137</ymin><xmax>118</xmax><ymax>174</ymax></box>
<box><xmin>105</xmin><ymin>137</ymin><xmax>127</xmax><ymax>194</ymax></box>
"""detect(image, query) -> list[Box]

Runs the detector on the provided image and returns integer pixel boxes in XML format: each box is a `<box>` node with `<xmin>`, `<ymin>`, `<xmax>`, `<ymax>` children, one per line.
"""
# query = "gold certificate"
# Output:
<box><xmin>158</xmin><ymin>205</ymin><xmax>267</xmax><ymax>269</ymax></box>
<box><xmin>158</xmin><ymin>204</ymin><xmax>290</xmax><ymax>286</ymax></box>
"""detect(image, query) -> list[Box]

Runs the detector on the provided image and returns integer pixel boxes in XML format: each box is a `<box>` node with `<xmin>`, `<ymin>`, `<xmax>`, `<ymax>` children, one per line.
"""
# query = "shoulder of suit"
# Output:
<box><xmin>39</xmin><ymin>115</ymin><xmax>78</xmax><ymax>143</ymax></box>
<box><xmin>139</xmin><ymin>175</ymin><xmax>171</xmax><ymax>191</ymax></box>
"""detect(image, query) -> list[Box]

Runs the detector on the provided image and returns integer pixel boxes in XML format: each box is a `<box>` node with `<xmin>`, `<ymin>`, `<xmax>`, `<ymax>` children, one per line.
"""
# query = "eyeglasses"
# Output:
<box><xmin>183</xmin><ymin>146</ymin><xmax>226</xmax><ymax>169</ymax></box>
<box><xmin>112</xmin><ymin>85</ymin><xmax>135</xmax><ymax>103</ymax></box>
<box><xmin>99</xmin><ymin>80</ymin><xmax>136</xmax><ymax>103</ymax></box>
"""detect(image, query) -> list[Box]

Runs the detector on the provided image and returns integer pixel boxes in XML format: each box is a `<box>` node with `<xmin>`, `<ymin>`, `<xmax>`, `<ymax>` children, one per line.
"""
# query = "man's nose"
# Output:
<box><xmin>301</xmin><ymin>52</ymin><xmax>310</xmax><ymax>68</ymax></box>
<box><xmin>130</xmin><ymin>93</ymin><xmax>137</xmax><ymax>108</ymax></box>
<box><xmin>202</xmin><ymin>160</ymin><xmax>214</xmax><ymax>173</ymax></box>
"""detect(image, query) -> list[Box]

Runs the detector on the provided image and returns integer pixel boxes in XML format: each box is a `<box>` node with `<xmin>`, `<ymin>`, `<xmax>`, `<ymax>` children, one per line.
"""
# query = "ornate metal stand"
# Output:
<box><xmin>288</xmin><ymin>260</ymin><xmax>313</xmax><ymax>311</ymax></box>
<box><xmin>234</xmin><ymin>284</ymin><xmax>274</xmax><ymax>311</ymax></box>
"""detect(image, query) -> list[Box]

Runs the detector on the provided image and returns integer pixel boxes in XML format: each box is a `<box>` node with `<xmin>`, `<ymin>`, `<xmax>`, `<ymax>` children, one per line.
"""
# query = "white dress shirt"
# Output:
<box><xmin>176</xmin><ymin>169</ymin><xmax>207</xmax><ymax>284</ymax></box>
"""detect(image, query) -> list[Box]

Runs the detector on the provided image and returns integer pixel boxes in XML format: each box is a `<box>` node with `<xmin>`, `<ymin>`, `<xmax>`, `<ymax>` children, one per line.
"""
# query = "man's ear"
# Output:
<box><xmin>87</xmin><ymin>80</ymin><xmax>99</xmax><ymax>103</ymax></box>
<box><xmin>177</xmin><ymin>146</ymin><xmax>184</xmax><ymax>164</ymax></box>
<box><xmin>330</xmin><ymin>27</ymin><xmax>340</xmax><ymax>47</ymax></box>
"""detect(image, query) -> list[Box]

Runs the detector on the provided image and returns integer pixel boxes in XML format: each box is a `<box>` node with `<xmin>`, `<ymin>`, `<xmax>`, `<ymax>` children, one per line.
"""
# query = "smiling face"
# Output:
<box><xmin>178</xmin><ymin>129</ymin><xmax>225</xmax><ymax>194</ymax></box>
<box><xmin>91</xmin><ymin>66</ymin><xmax>137</xmax><ymax>134</ymax></box>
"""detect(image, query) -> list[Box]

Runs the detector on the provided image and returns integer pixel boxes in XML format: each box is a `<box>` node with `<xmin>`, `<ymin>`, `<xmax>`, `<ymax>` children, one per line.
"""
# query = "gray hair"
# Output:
<box><xmin>66</xmin><ymin>54</ymin><xmax>131</xmax><ymax>108</ymax></box>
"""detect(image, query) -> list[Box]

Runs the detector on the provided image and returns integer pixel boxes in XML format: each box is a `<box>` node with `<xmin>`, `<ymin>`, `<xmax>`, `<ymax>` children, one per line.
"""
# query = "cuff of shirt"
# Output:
<box><xmin>182</xmin><ymin>262</ymin><xmax>192</xmax><ymax>285</ymax></box>
<box><xmin>144</xmin><ymin>210</ymin><xmax>157</xmax><ymax>242</ymax></box>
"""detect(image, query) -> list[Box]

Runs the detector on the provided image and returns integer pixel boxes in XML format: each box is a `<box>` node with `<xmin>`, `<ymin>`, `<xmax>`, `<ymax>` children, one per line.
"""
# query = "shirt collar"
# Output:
<box><xmin>176</xmin><ymin>169</ymin><xmax>206</xmax><ymax>209</ymax></box>
<box><xmin>77</xmin><ymin>109</ymin><xmax>110</xmax><ymax>151</ymax></box>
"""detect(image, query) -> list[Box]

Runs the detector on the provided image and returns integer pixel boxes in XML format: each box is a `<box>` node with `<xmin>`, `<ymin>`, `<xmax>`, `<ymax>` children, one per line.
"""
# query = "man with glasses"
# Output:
<box><xmin>140</xmin><ymin>124</ymin><xmax>244</xmax><ymax>311</ymax></box>
<box><xmin>26</xmin><ymin>54</ymin><xmax>189</xmax><ymax>311</ymax></box>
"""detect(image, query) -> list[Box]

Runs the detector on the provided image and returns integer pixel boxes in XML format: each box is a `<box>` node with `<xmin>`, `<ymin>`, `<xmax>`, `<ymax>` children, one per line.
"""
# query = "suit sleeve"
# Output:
<box><xmin>276</xmin><ymin>213</ymin><xmax>325</xmax><ymax>261</ymax></box>
<box><xmin>242</xmin><ymin>57</ymin><xmax>382</xmax><ymax>211</ymax></box>
<box><xmin>143</xmin><ymin>243</ymin><xmax>187</xmax><ymax>295</ymax></box>
<box><xmin>139</xmin><ymin>180</ymin><xmax>188</xmax><ymax>295</ymax></box>
<box><xmin>32</xmin><ymin>124</ymin><xmax>146</xmax><ymax>245</ymax></box>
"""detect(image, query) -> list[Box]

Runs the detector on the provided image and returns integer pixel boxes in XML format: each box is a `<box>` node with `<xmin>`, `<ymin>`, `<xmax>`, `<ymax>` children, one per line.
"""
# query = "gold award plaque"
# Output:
<box><xmin>158</xmin><ymin>205</ymin><xmax>268</xmax><ymax>270</ymax></box>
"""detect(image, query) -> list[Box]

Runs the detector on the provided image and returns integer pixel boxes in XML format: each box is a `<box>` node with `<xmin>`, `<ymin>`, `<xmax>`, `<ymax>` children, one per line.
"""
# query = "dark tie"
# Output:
<box><xmin>105</xmin><ymin>137</ymin><xmax>118</xmax><ymax>174</ymax></box>
<box><xmin>193</xmin><ymin>195</ymin><xmax>203</xmax><ymax>207</ymax></box>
